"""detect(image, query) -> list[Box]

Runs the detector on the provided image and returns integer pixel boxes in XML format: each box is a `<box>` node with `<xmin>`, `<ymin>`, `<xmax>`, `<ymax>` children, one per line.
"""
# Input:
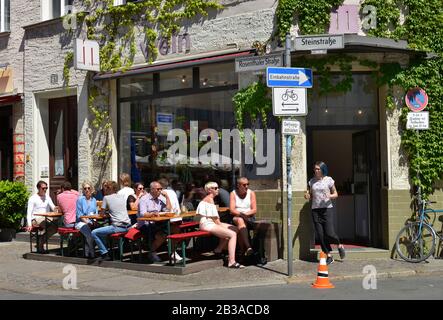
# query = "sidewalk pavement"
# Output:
<box><xmin>1</xmin><ymin>241</ymin><xmax>443</xmax><ymax>298</ymax></box>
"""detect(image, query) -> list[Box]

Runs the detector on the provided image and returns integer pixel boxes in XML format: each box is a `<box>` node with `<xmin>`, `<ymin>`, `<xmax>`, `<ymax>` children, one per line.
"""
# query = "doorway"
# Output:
<box><xmin>48</xmin><ymin>96</ymin><xmax>78</xmax><ymax>203</ymax></box>
<box><xmin>0</xmin><ymin>105</ymin><xmax>12</xmax><ymax>181</ymax></box>
<box><xmin>307</xmin><ymin>127</ymin><xmax>381</xmax><ymax>247</ymax></box>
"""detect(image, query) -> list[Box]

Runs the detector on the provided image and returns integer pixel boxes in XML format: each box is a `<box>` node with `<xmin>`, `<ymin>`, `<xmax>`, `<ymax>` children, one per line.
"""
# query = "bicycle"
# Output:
<box><xmin>281</xmin><ymin>89</ymin><xmax>298</xmax><ymax>102</ymax></box>
<box><xmin>395</xmin><ymin>187</ymin><xmax>443</xmax><ymax>263</ymax></box>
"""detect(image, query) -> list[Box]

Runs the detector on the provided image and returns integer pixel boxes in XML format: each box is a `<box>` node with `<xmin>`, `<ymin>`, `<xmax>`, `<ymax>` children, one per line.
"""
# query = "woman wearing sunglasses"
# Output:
<box><xmin>76</xmin><ymin>181</ymin><xmax>98</xmax><ymax>259</ymax></box>
<box><xmin>196</xmin><ymin>182</ymin><xmax>244</xmax><ymax>269</ymax></box>
<box><xmin>127</xmin><ymin>182</ymin><xmax>146</xmax><ymax>224</ymax></box>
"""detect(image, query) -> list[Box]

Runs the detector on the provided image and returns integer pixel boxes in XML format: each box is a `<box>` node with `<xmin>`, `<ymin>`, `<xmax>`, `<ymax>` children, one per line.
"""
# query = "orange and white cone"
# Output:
<box><xmin>311</xmin><ymin>251</ymin><xmax>335</xmax><ymax>289</ymax></box>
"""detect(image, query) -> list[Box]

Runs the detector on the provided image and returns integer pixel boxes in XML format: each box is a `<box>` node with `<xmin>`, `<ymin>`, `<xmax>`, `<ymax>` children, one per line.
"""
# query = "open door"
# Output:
<box><xmin>352</xmin><ymin>130</ymin><xmax>379</xmax><ymax>246</ymax></box>
<box><xmin>49</xmin><ymin>97</ymin><xmax>78</xmax><ymax>203</ymax></box>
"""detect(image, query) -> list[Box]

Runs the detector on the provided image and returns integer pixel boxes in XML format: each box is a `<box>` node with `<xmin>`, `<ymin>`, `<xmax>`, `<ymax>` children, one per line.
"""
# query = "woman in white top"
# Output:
<box><xmin>229</xmin><ymin>177</ymin><xmax>256</xmax><ymax>256</ymax></box>
<box><xmin>196</xmin><ymin>182</ymin><xmax>244</xmax><ymax>269</ymax></box>
<box><xmin>117</xmin><ymin>172</ymin><xmax>135</xmax><ymax>202</ymax></box>
<box><xmin>304</xmin><ymin>161</ymin><xmax>345</xmax><ymax>265</ymax></box>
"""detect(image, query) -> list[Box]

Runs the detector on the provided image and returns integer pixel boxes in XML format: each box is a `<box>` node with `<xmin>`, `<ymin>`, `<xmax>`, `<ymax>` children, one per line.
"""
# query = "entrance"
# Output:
<box><xmin>306</xmin><ymin>72</ymin><xmax>381</xmax><ymax>248</ymax></box>
<box><xmin>307</xmin><ymin>128</ymin><xmax>381</xmax><ymax>247</ymax></box>
<box><xmin>48</xmin><ymin>96</ymin><xmax>78</xmax><ymax>203</ymax></box>
<box><xmin>0</xmin><ymin>105</ymin><xmax>12</xmax><ymax>180</ymax></box>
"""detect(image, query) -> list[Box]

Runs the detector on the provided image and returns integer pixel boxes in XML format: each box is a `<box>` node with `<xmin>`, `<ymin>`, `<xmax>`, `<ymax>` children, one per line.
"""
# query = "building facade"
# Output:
<box><xmin>2</xmin><ymin>0</ymin><xmax>441</xmax><ymax>260</ymax></box>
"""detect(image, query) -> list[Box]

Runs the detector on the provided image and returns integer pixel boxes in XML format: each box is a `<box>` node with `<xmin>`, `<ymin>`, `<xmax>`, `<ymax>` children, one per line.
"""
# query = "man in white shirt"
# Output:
<box><xmin>26</xmin><ymin>181</ymin><xmax>59</xmax><ymax>252</ymax></box>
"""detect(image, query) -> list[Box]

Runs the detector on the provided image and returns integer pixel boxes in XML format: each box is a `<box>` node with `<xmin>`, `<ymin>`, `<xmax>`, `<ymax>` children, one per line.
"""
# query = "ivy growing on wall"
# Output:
<box><xmin>275</xmin><ymin>0</ymin><xmax>344</xmax><ymax>41</ymax></box>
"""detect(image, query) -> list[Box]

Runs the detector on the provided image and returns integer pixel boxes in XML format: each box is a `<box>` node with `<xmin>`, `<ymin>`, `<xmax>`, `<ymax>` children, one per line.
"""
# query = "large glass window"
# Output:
<box><xmin>307</xmin><ymin>73</ymin><xmax>378</xmax><ymax>126</ymax></box>
<box><xmin>159</xmin><ymin>68</ymin><xmax>193</xmax><ymax>92</ymax></box>
<box><xmin>0</xmin><ymin>0</ymin><xmax>10</xmax><ymax>32</ymax></box>
<box><xmin>199</xmin><ymin>62</ymin><xmax>237</xmax><ymax>88</ymax></box>
<box><xmin>119</xmin><ymin>90</ymin><xmax>237</xmax><ymax>188</ymax></box>
<box><xmin>119</xmin><ymin>74</ymin><xmax>154</xmax><ymax>98</ymax></box>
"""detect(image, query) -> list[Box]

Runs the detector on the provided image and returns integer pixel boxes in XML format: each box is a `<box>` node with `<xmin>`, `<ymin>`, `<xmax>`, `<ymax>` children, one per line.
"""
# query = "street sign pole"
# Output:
<box><xmin>285</xmin><ymin>33</ymin><xmax>293</xmax><ymax>277</ymax></box>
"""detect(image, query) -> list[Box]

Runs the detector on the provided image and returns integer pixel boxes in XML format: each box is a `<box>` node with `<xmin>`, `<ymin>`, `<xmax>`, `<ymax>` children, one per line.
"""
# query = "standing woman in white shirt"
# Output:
<box><xmin>196</xmin><ymin>182</ymin><xmax>244</xmax><ymax>269</ymax></box>
<box><xmin>304</xmin><ymin>161</ymin><xmax>345</xmax><ymax>265</ymax></box>
<box><xmin>26</xmin><ymin>181</ymin><xmax>58</xmax><ymax>252</ymax></box>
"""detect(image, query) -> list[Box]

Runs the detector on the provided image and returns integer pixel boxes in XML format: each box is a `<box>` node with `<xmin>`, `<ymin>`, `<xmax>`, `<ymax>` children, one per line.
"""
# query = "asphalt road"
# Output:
<box><xmin>0</xmin><ymin>274</ymin><xmax>441</xmax><ymax>300</ymax></box>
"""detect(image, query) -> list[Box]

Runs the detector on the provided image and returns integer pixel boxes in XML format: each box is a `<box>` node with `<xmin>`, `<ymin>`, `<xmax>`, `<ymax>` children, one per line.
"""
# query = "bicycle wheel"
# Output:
<box><xmin>395</xmin><ymin>222</ymin><xmax>436</xmax><ymax>262</ymax></box>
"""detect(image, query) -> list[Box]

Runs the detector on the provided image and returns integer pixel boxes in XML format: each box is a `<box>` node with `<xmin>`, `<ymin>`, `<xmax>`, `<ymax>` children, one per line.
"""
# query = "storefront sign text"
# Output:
<box><xmin>140</xmin><ymin>33</ymin><xmax>191</xmax><ymax>61</ymax></box>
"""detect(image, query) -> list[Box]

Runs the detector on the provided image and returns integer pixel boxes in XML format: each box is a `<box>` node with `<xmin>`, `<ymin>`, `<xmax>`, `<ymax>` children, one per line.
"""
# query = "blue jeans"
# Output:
<box><xmin>91</xmin><ymin>225</ymin><xmax>128</xmax><ymax>255</ymax></box>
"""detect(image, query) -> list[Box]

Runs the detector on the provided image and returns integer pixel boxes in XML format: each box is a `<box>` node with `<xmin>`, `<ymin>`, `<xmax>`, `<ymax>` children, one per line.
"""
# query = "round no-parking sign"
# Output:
<box><xmin>405</xmin><ymin>87</ymin><xmax>428</xmax><ymax>112</ymax></box>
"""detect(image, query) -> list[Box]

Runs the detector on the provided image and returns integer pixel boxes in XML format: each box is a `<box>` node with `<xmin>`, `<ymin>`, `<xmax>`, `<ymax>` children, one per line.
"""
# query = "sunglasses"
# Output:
<box><xmin>40</xmin><ymin>187</ymin><xmax>48</xmax><ymax>190</ymax></box>
<box><xmin>211</xmin><ymin>187</ymin><xmax>219</xmax><ymax>190</ymax></box>
<box><xmin>137</xmin><ymin>187</ymin><xmax>144</xmax><ymax>190</ymax></box>
<box><xmin>83</xmin><ymin>187</ymin><xmax>91</xmax><ymax>190</ymax></box>
<box><xmin>241</xmin><ymin>183</ymin><xmax>249</xmax><ymax>186</ymax></box>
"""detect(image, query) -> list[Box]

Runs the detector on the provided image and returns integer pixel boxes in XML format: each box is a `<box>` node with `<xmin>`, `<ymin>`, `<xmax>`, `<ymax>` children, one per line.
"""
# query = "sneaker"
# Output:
<box><xmin>338</xmin><ymin>246</ymin><xmax>346</xmax><ymax>260</ymax></box>
<box><xmin>171</xmin><ymin>251</ymin><xmax>183</xmax><ymax>262</ymax></box>
<box><xmin>326</xmin><ymin>256</ymin><xmax>334</xmax><ymax>265</ymax></box>
<box><xmin>148</xmin><ymin>252</ymin><xmax>162</xmax><ymax>263</ymax></box>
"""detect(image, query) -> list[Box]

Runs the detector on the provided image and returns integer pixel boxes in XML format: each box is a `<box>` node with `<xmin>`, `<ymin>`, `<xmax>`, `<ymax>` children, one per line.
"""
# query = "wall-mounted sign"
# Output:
<box><xmin>407</xmin><ymin>112</ymin><xmax>429</xmax><ymax>130</ymax></box>
<box><xmin>74</xmin><ymin>39</ymin><xmax>100</xmax><ymax>72</ymax></box>
<box><xmin>266</xmin><ymin>67</ymin><xmax>313</xmax><ymax>88</ymax></box>
<box><xmin>235</xmin><ymin>53</ymin><xmax>283</xmax><ymax>72</ymax></box>
<box><xmin>405</xmin><ymin>87</ymin><xmax>428</xmax><ymax>112</ymax></box>
<box><xmin>40</xmin><ymin>165</ymin><xmax>49</xmax><ymax>178</ymax></box>
<box><xmin>282</xmin><ymin>119</ymin><xmax>301</xmax><ymax>135</ymax></box>
<box><xmin>293</xmin><ymin>34</ymin><xmax>344</xmax><ymax>51</ymax></box>
<box><xmin>272</xmin><ymin>87</ymin><xmax>307</xmax><ymax>116</ymax></box>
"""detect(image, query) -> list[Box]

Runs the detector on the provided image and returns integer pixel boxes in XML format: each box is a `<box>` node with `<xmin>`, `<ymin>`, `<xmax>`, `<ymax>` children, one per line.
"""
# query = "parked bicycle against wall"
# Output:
<box><xmin>395</xmin><ymin>187</ymin><xmax>443</xmax><ymax>262</ymax></box>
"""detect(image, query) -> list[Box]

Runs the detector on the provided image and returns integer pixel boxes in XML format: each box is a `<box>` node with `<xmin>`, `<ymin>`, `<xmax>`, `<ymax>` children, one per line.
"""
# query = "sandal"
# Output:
<box><xmin>228</xmin><ymin>262</ymin><xmax>245</xmax><ymax>269</ymax></box>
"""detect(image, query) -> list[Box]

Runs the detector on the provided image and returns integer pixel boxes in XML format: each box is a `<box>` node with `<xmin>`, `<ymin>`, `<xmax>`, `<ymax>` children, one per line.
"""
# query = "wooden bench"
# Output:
<box><xmin>167</xmin><ymin>230</ymin><xmax>211</xmax><ymax>266</ymax></box>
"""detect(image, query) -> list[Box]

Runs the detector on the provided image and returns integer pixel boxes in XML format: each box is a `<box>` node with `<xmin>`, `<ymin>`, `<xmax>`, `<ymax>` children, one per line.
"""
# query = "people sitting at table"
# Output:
<box><xmin>92</xmin><ymin>181</ymin><xmax>131</xmax><ymax>261</ymax></box>
<box><xmin>76</xmin><ymin>181</ymin><xmax>98</xmax><ymax>259</ymax></box>
<box><xmin>159</xmin><ymin>178</ymin><xmax>181</xmax><ymax>214</ymax></box>
<box><xmin>137</xmin><ymin>181</ymin><xmax>182</xmax><ymax>262</ymax></box>
<box><xmin>118</xmin><ymin>173</ymin><xmax>135</xmax><ymax>203</ymax></box>
<box><xmin>127</xmin><ymin>182</ymin><xmax>145</xmax><ymax>224</ymax></box>
<box><xmin>26</xmin><ymin>180</ymin><xmax>59</xmax><ymax>252</ymax></box>
<box><xmin>197</xmin><ymin>182</ymin><xmax>244</xmax><ymax>269</ymax></box>
<box><xmin>230</xmin><ymin>177</ymin><xmax>256</xmax><ymax>256</ymax></box>
<box><xmin>95</xmin><ymin>180</ymin><xmax>109</xmax><ymax>201</ymax></box>
<box><xmin>57</xmin><ymin>181</ymin><xmax>79</xmax><ymax>228</ymax></box>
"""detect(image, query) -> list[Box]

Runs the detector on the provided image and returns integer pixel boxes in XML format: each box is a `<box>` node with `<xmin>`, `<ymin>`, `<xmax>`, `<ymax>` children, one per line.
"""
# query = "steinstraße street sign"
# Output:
<box><xmin>405</xmin><ymin>87</ymin><xmax>428</xmax><ymax>112</ymax></box>
<box><xmin>272</xmin><ymin>87</ymin><xmax>307</xmax><ymax>116</ymax></box>
<box><xmin>235</xmin><ymin>52</ymin><xmax>283</xmax><ymax>72</ymax></box>
<box><xmin>407</xmin><ymin>112</ymin><xmax>429</xmax><ymax>130</ymax></box>
<box><xmin>266</xmin><ymin>67</ymin><xmax>313</xmax><ymax>88</ymax></box>
<box><xmin>282</xmin><ymin>119</ymin><xmax>301</xmax><ymax>135</ymax></box>
<box><xmin>293</xmin><ymin>34</ymin><xmax>344</xmax><ymax>51</ymax></box>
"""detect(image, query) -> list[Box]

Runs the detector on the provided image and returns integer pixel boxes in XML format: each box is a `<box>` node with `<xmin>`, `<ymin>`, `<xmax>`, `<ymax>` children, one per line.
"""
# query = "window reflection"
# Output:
<box><xmin>307</xmin><ymin>74</ymin><xmax>378</xmax><ymax>126</ymax></box>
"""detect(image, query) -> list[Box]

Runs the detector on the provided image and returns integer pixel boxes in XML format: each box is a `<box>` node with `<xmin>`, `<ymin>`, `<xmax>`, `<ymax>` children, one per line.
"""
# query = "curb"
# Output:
<box><xmin>285</xmin><ymin>269</ymin><xmax>443</xmax><ymax>284</ymax></box>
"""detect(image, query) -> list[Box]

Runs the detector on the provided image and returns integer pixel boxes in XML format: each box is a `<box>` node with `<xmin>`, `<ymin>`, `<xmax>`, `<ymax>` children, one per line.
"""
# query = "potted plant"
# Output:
<box><xmin>0</xmin><ymin>180</ymin><xmax>29</xmax><ymax>242</ymax></box>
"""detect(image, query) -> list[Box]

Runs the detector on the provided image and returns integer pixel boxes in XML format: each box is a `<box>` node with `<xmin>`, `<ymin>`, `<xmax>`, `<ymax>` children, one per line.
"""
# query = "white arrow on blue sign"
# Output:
<box><xmin>266</xmin><ymin>67</ymin><xmax>313</xmax><ymax>88</ymax></box>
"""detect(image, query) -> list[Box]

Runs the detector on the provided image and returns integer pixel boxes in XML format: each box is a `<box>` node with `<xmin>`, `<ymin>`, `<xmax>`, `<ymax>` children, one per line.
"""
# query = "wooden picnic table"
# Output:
<box><xmin>33</xmin><ymin>212</ymin><xmax>63</xmax><ymax>252</ymax></box>
<box><xmin>137</xmin><ymin>212</ymin><xmax>197</xmax><ymax>259</ymax></box>
<box><xmin>78</xmin><ymin>214</ymin><xmax>109</xmax><ymax>220</ymax></box>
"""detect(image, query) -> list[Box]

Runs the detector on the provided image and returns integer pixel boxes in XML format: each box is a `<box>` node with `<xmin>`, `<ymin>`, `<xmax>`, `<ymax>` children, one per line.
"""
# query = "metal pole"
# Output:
<box><xmin>285</xmin><ymin>33</ymin><xmax>293</xmax><ymax>277</ymax></box>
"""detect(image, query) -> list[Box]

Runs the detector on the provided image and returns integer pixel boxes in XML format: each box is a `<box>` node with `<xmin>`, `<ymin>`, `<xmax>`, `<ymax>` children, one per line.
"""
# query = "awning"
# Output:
<box><xmin>93</xmin><ymin>48</ymin><xmax>255</xmax><ymax>81</ymax></box>
<box><xmin>0</xmin><ymin>94</ymin><xmax>22</xmax><ymax>104</ymax></box>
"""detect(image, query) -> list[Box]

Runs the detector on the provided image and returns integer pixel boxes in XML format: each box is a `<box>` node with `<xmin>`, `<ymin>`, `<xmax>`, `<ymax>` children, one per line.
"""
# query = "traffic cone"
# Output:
<box><xmin>311</xmin><ymin>251</ymin><xmax>335</xmax><ymax>289</ymax></box>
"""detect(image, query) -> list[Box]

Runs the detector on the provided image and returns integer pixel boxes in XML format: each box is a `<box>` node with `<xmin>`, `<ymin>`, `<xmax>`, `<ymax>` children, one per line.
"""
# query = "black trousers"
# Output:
<box><xmin>312</xmin><ymin>207</ymin><xmax>341</xmax><ymax>254</ymax></box>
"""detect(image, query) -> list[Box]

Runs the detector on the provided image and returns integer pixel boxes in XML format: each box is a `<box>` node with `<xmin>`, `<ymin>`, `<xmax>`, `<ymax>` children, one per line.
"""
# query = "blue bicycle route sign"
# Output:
<box><xmin>266</xmin><ymin>67</ymin><xmax>313</xmax><ymax>88</ymax></box>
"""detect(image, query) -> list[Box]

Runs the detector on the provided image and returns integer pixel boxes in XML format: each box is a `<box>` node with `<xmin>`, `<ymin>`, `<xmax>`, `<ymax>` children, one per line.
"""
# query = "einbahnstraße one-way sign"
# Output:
<box><xmin>266</xmin><ymin>67</ymin><xmax>313</xmax><ymax>88</ymax></box>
